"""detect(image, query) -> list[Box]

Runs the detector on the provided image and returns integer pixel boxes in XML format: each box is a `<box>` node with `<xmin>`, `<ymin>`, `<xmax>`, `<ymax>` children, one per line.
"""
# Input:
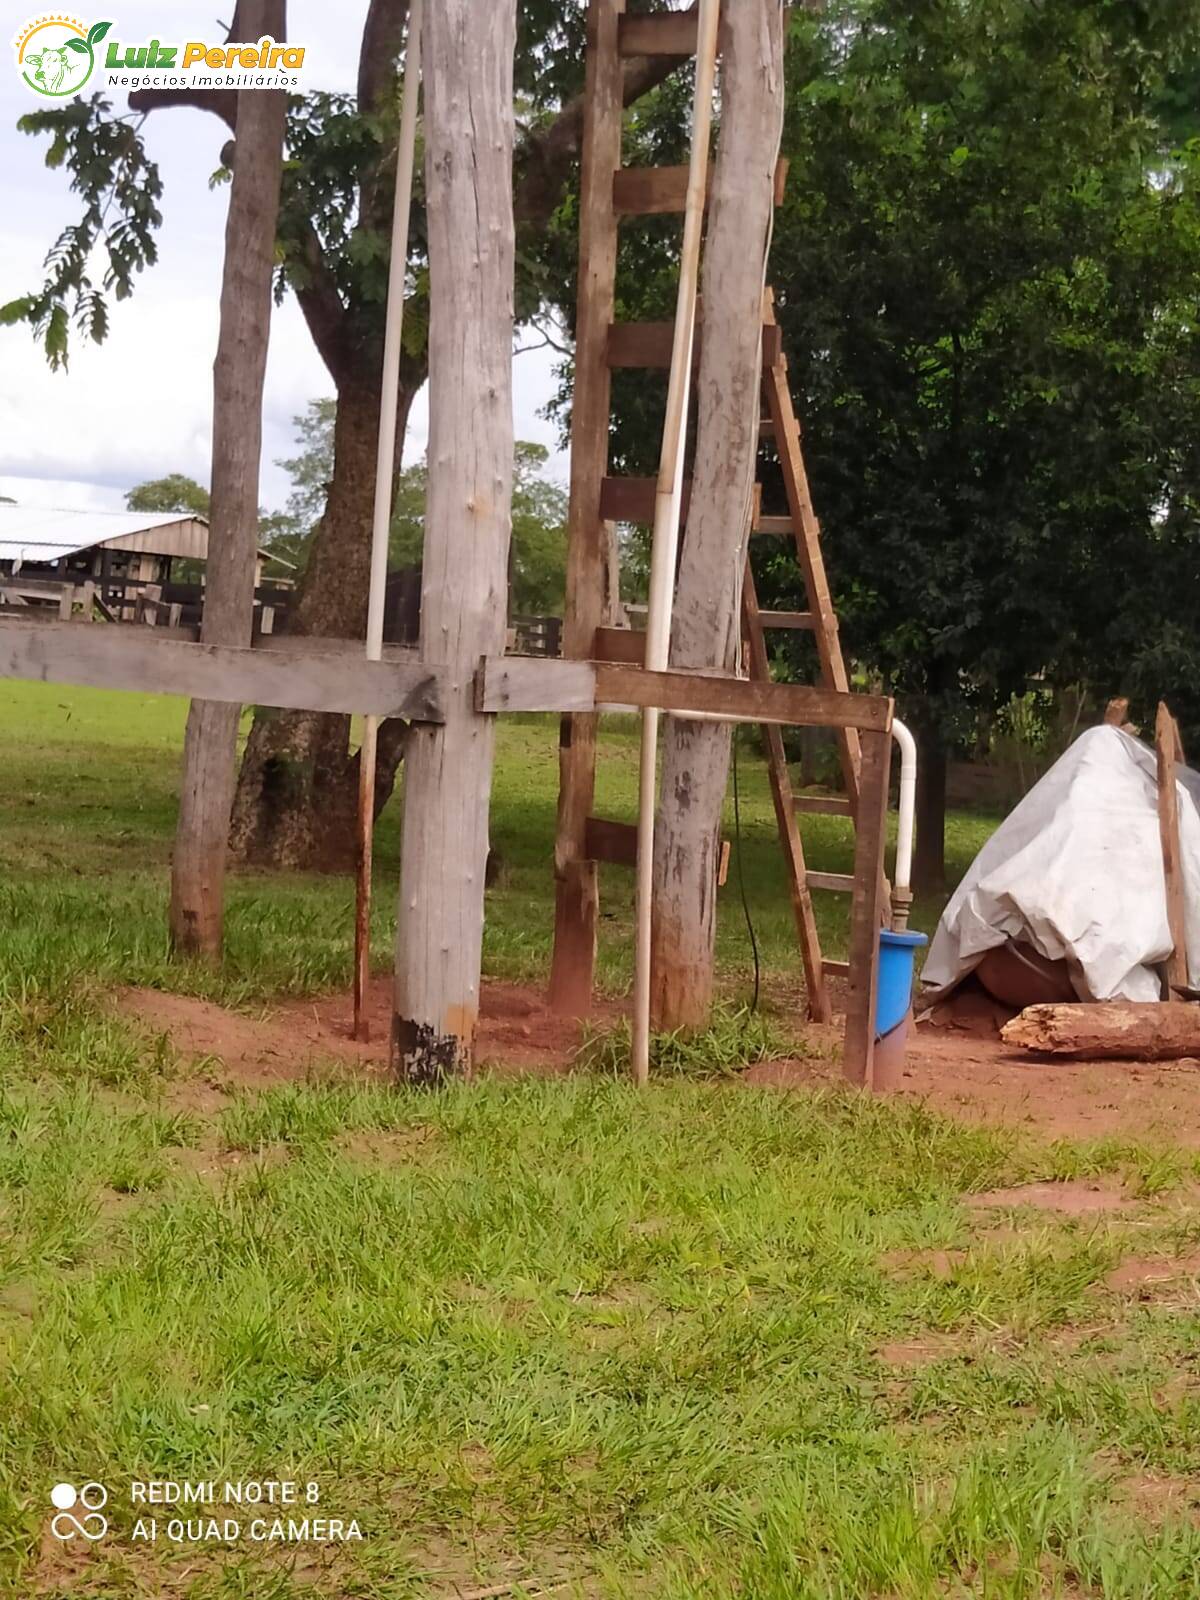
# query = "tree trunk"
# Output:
<box><xmin>228</xmin><ymin>376</ymin><xmax>422</xmax><ymax>871</ymax></box>
<box><xmin>913</xmin><ymin>716</ymin><xmax>948</xmax><ymax>896</ymax></box>
<box><xmin>392</xmin><ymin>0</ymin><xmax>516</xmax><ymax>1084</ymax></box>
<box><xmin>169</xmin><ymin>1</ymin><xmax>286</xmax><ymax>958</ymax></box>
<box><xmin>650</xmin><ymin>0</ymin><xmax>785</xmax><ymax>1030</ymax></box>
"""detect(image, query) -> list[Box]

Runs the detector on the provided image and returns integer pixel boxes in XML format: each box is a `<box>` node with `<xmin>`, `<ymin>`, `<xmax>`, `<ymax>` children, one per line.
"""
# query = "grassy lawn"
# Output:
<box><xmin>2</xmin><ymin>683</ymin><xmax>1199</xmax><ymax>1598</ymax></box>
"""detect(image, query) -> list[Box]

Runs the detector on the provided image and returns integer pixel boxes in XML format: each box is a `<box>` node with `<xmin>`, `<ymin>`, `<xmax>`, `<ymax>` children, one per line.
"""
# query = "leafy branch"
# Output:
<box><xmin>0</xmin><ymin>94</ymin><xmax>162</xmax><ymax>369</ymax></box>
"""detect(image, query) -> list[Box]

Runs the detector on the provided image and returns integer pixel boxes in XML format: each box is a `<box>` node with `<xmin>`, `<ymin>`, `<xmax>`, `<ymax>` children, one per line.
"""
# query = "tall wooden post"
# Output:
<box><xmin>392</xmin><ymin>0</ymin><xmax>517</xmax><ymax>1083</ymax></box>
<box><xmin>548</xmin><ymin>0</ymin><xmax>624</xmax><ymax>1016</ymax></box>
<box><xmin>169</xmin><ymin>0</ymin><xmax>286</xmax><ymax>958</ymax></box>
<box><xmin>651</xmin><ymin>0</ymin><xmax>786</xmax><ymax>1030</ymax></box>
<box><xmin>1156</xmin><ymin>701</ymin><xmax>1188</xmax><ymax>994</ymax></box>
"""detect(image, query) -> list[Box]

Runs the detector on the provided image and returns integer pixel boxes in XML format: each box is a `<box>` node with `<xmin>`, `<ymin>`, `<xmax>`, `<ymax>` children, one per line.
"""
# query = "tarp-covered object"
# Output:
<box><xmin>923</xmin><ymin>726</ymin><xmax>1200</xmax><ymax>1003</ymax></box>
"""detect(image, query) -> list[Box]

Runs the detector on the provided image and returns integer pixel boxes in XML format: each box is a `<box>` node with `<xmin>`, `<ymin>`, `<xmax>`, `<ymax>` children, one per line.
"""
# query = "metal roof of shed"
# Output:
<box><xmin>0</xmin><ymin>505</ymin><xmax>279</xmax><ymax>566</ymax></box>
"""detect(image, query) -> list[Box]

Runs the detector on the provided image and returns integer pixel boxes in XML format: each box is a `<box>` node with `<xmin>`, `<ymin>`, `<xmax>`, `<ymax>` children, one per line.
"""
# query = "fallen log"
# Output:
<box><xmin>1001</xmin><ymin>1002</ymin><xmax>1200</xmax><ymax>1061</ymax></box>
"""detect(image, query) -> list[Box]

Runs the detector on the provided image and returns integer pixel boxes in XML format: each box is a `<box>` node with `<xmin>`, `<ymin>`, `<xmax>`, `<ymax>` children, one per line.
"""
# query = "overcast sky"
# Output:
<box><xmin>0</xmin><ymin>1</ymin><xmax>567</xmax><ymax>513</ymax></box>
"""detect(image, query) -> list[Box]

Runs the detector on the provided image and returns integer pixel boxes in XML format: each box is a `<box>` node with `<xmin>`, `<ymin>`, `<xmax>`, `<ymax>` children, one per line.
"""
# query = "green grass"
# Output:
<box><xmin>0</xmin><ymin>683</ymin><xmax>1198</xmax><ymax>1598</ymax></box>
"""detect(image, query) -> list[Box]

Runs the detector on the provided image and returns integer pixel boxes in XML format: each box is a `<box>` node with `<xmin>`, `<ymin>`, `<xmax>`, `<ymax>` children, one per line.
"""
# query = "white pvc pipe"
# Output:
<box><xmin>891</xmin><ymin>717</ymin><xmax>917</xmax><ymax>900</ymax></box>
<box><xmin>354</xmin><ymin>0</ymin><xmax>423</xmax><ymax>1041</ymax></box>
<box><xmin>366</xmin><ymin>0</ymin><xmax>424</xmax><ymax>660</ymax></box>
<box><xmin>631</xmin><ymin>0</ymin><xmax>722</xmax><ymax>1087</ymax></box>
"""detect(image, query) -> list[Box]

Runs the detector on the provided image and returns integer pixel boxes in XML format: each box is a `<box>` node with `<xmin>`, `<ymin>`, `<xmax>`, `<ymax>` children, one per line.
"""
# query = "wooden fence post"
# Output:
<box><xmin>1156</xmin><ymin>701</ymin><xmax>1188</xmax><ymax>994</ymax></box>
<box><xmin>392</xmin><ymin>0</ymin><xmax>517</xmax><ymax>1083</ymax></box>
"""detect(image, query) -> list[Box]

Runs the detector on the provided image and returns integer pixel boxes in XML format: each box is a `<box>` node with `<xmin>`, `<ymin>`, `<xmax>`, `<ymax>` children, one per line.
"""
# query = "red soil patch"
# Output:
<box><xmin>1102</xmin><ymin>1251</ymin><xmax>1200</xmax><ymax>1295</ymax></box>
<box><xmin>965</xmin><ymin>1179</ymin><xmax>1131</xmax><ymax>1215</ymax></box>
<box><xmin>121</xmin><ymin>978</ymin><xmax>617</xmax><ymax>1085</ymax></box>
<box><xmin>115</xmin><ymin>978</ymin><xmax>1200</xmax><ymax>1154</ymax></box>
<box><xmin>876</xmin><ymin>1333</ymin><xmax>965</xmax><ymax>1368</ymax></box>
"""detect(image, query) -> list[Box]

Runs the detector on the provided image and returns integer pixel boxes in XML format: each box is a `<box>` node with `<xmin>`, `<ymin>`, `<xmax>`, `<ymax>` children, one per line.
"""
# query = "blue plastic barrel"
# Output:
<box><xmin>875</xmin><ymin>929</ymin><xmax>928</xmax><ymax>1039</ymax></box>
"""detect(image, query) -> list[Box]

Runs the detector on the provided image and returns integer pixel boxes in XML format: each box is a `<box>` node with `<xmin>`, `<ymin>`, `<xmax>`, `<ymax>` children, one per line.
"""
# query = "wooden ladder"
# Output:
<box><xmin>550</xmin><ymin>0</ymin><xmax>876</xmax><ymax>1026</ymax></box>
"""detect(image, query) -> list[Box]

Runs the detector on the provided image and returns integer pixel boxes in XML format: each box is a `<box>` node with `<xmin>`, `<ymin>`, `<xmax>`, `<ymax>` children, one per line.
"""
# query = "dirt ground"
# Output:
<box><xmin>119</xmin><ymin>977</ymin><xmax>1200</xmax><ymax>1147</ymax></box>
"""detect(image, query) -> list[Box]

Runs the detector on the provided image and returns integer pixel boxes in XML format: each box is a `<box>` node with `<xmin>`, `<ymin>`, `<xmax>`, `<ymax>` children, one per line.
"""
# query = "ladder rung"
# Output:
<box><xmin>759</xmin><ymin>610</ymin><xmax>815</xmax><ymax>631</ymax></box>
<box><xmin>618</xmin><ymin>12</ymin><xmax>698</xmax><ymax>57</ymax></box>
<box><xmin>807</xmin><ymin>871</ymin><xmax>855</xmax><ymax>894</ymax></box>
<box><xmin>794</xmin><ymin>795</ymin><xmax>853</xmax><ymax>817</ymax></box>
<box><xmin>608</xmin><ymin>322</ymin><xmax>783</xmax><ymax>371</ymax></box>
<box><xmin>756</xmin><ymin>516</ymin><xmax>794</xmax><ymax>537</ymax></box>
<box><xmin>822</xmin><ymin>959</ymin><xmax>851</xmax><ymax>979</ymax></box>
<box><xmin>600</xmin><ymin>476</ymin><xmax>691</xmax><ymax>524</ymax></box>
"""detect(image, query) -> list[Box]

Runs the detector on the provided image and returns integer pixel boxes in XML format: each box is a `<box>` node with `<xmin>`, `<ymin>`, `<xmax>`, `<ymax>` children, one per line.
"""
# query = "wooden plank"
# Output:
<box><xmin>0</xmin><ymin>619</ymin><xmax>444</xmax><ymax>720</ymax></box>
<box><xmin>806</xmin><ymin>871</ymin><xmax>855</xmax><ymax>894</ymax></box>
<box><xmin>760</xmin><ymin>610</ymin><xmax>815</xmax><ymax>630</ymax></box>
<box><xmin>756</xmin><ymin>515</ymin><xmax>794</xmax><ymax>537</ymax></box>
<box><xmin>617</xmin><ymin>10</ymin><xmax>698</xmax><ymax>57</ymax></box>
<box><xmin>606</xmin><ymin>321</ymin><xmax>782</xmax><ymax>369</ymax></box>
<box><xmin>823</xmin><ymin>959</ymin><xmax>850</xmax><ymax>979</ymax></box>
<box><xmin>551</xmin><ymin>0</ymin><xmax>625</xmax><ymax>1018</ymax></box>
<box><xmin>1156</xmin><ymin>701</ymin><xmax>1188</xmax><ymax>992</ymax></box>
<box><xmin>743</xmin><ymin>566</ymin><xmax>830</xmax><ymax>1022</ymax></box>
<box><xmin>842</xmin><ymin>727</ymin><xmax>892</xmax><ymax>1089</ymax></box>
<box><xmin>600</xmin><ymin>476</ymin><xmax>692</xmax><ymax>524</ymax></box>
<box><xmin>478</xmin><ymin>656</ymin><xmax>892</xmax><ymax>731</ymax></box>
<box><xmin>593</xmin><ymin>625</ymin><xmax>645</xmax><ymax>665</ymax></box>
<box><xmin>584</xmin><ymin>815</ymin><xmax>638</xmax><ymax>866</ymax></box>
<box><xmin>793</xmin><ymin>794</ymin><xmax>852</xmax><ymax>817</ymax></box>
<box><xmin>613</xmin><ymin>157</ymin><xmax>790</xmax><ymax>216</ymax></box>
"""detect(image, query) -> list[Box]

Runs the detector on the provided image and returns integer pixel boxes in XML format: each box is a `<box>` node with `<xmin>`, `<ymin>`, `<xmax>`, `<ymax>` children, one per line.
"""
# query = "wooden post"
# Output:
<box><xmin>392</xmin><ymin>0</ymin><xmax>517</xmax><ymax>1084</ymax></box>
<box><xmin>1156</xmin><ymin>701</ymin><xmax>1188</xmax><ymax>994</ymax></box>
<box><xmin>549</xmin><ymin>0</ymin><xmax>625</xmax><ymax>1018</ymax></box>
<box><xmin>843</xmin><ymin>724</ymin><xmax>892</xmax><ymax>1088</ymax></box>
<box><xmin>650</xmin><ymin>0</ymin><xmax>786</xmax><ymax>1032</ymax></box>
<box><xmin>169</xmin><ymin>0</ymin><xmax>286</xmax><ymax>959</ymax></box>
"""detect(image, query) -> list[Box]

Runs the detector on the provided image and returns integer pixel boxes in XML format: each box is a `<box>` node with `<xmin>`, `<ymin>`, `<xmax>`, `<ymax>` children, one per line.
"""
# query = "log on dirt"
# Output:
<box><xmin>1001</xmin><ymin>1002</ymin><xmax>1200</xmax><ymax>1061</ymax></box>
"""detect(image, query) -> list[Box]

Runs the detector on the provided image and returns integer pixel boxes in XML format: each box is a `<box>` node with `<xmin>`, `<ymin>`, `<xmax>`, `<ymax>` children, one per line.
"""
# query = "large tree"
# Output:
<box><xmin>4</xmin><ymin>0</ymin><xmax>690</xmax><ymax>873</ymax></box>
<box><xmin>763</xmin><ymin>0</ymin><xmax>1200</xmax><ymax>892</ymax></box>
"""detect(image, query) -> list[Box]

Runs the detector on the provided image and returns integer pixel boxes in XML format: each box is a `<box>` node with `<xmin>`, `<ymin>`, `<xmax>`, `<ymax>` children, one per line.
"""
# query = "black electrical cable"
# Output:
<box><xmin>731</xmin><ymin>724</ymin><xmax>761</xmax><ymax>1012</ymax></box>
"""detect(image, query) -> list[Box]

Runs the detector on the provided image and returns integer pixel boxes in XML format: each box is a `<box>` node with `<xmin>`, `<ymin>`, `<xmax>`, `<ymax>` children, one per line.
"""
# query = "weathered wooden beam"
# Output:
<box><xmin>600</xmin><ymin>476</ymin><xmax>692</xmax><ymax>524</ymax></box>
<box><xmin>593</xmin><ymin>625</ymin><xmax>645</xmax><ymax>665</ymax></box>
<box><xmin>606</xmin><ymin>321</ymin><xmax>783</xmax><ymax>370</ymax></box>
<box><xmin>806</xmin><ymin>870</ymin><xmax>856</xmax><ymax>893</ymax></box>
<box><xmin>477</xmin><ymin>655</ymin><xmax>893</xmax><ymax>732</ymax></box>
<box><xmin>612</xmin><ymin>157</ymin><xmax>790</xmax><ymax>217</ymax></box>
<box><xmin>0</xmin><ymin>619</ymin><xmax>444</xmax><ymax>720</ymax></box>
<box><xmin>617</xmin><ymin>10</ymin><xmax>699</xmax><ymax>57</ymax></box>
<box><xmin>794</xmin><ymin>794</ymin><xmax>853</xmax><ymax>817</ymax></box>
<box><xmin>1156</xmin><ymin>702</ymin><xmax>1188</xmax><ymax>993</ymax></box>
<box><xmin>756</xmin><ymin>515</ymin><xmax>794</xmax><ymax>537</ymax></box>
<box><xmin>584</xmin><ymin>815</ymin><xmax>638</xmax><ymax>866</ymax></box>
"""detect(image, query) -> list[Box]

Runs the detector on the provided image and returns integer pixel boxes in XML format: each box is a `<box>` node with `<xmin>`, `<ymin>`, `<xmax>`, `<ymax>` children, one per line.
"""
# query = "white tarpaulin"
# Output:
<box><xmin>923</xmin><ymin>726</ymin><xmax>1200</xmax><ymax>1003</ymax></box>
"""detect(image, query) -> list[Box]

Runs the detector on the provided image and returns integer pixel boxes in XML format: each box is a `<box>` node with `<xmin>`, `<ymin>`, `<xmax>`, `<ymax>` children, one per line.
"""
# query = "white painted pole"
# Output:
<box><xmin>354</xmin><ymin>0</ymin><xmax>424</xmax><ymax>1042</ymax></box>
<box><xmin>631</xmin><ymin>0</ymin><xmax>722</xmax><ymax>1086</ymax></box>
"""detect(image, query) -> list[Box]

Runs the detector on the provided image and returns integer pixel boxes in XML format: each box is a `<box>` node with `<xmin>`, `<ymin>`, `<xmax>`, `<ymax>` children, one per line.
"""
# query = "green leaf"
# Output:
<box><xmin>87</xmin><ymin>21</ymin><xmax>112</xmax><ymax>45</ymax></box>
<box><xmin>0</xmin><ymin>296</ymin><xmax>35</xmax><ymax>327</ymax></box>
<box><xmin>65</xmin><ymin>37</ymin><xmax>89</xmax><ymax>53</ymax></box>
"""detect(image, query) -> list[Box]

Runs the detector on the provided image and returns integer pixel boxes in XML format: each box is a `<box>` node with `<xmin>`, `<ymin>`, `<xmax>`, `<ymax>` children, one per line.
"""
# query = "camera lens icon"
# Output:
<box><xmin>50</xmin><ymin>1482</ymin><xmax>108</xmax><ymax>1540</ymax></box>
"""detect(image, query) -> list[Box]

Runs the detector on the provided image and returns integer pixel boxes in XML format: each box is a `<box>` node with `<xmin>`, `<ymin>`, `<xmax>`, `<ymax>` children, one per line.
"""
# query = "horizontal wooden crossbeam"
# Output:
<box><xmin>477</xmin><ymin>656</ymin><xmax>893</xmax><ymax>733</ymax></box>
<box><xmin>0</xmin><ymin>618</ymin><xmax>444</xmax><ymax>721</ymax></box>
<box><xmin>607</xmin><ymin>322</ymin><xmax>783</xmax><ymax>370</ymax></box>
<box><xmin>600</xmin><ymin>476</ymin><xmax>692</xmax><ymax>524</ymax></box>
<box><xmin>613</xmin><ymin>158</ymin><xmax>790</xmax><ymax>217</ymax></box>
<box><xmin>617</xmin><ymin>11</ymin><xmax>700</xmax><ymax>57</ymax></box>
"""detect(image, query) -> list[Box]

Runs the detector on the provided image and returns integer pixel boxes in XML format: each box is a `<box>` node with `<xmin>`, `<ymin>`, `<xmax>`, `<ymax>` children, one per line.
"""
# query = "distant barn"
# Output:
<box><xmin>0</xmin><ymin>505</ymin><xmax>286</xmax><ymax>628</ymax></box>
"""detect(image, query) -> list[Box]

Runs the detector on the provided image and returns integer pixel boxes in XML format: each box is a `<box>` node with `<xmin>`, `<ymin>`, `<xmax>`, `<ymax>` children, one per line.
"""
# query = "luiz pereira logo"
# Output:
<box><xmin>14</xmin><ymin>16</ymin><xmax>307</xmax><ymax>96</ymax></box>
<box><xmin>50</xmin><ymin>1481</ymin><xmax>109</xmax><ymax>1541</ymax></box>
<box><xmin>15</xmin><ymin>16</ymin><xmax>110</xmax><ymax>96</ymax></box>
